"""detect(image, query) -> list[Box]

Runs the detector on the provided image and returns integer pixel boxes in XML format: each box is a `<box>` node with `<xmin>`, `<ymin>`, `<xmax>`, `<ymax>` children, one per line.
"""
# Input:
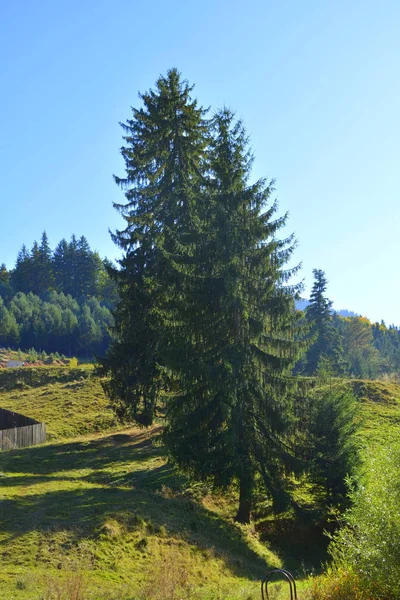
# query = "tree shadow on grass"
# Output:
<box><xmin>0</xmin><ymin>482</ymin><xmax>270</xmax><ymax>580</ymax></box>
<box><xmin>0</xmin><ymin>428</ymin><xmax>163</xmax><ymax>477</ymax></box>
<box><xmin>0</xmin><ymin>433</ymin><xmax>271</xmax><ymax>581</ymax></box>
<box><xmin>0</xmin><ymin>428</ymin><xmax>181</xmax><ymax>493</ymax></box>
<box><xmin>255</xmin><ymin>516</ymin><xmax>330</xmax><ymax>574</ymax></box>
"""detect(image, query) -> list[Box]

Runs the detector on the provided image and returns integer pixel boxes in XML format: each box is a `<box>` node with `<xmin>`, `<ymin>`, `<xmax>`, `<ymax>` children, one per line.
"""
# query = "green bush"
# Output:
<box><xmin>305</xmin><ymin>568</ymin><xmax>365</xmax><ymax>600</ymax></box>
<box><xmin>328</xmin><ymin>440</ymin><xmax>400</xmax><ymax>598</ymax></box>
<box><xmin>308</xmin><ymin>386</ymin><xmax>360</xmax><ymax>507</ymax></box>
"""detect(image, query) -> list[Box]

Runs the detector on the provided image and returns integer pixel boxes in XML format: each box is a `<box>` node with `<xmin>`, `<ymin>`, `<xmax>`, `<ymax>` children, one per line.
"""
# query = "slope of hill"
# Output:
<box><xmin>0</xmin><ymin>367</ymin><xmax>280</xmax><ymax>600</ymax></box>
<box><xmin>1</xmin><ymin>368</ymin><xmax>400</xmax><ymax>599</ymax></box>
<box><xmin>0</xmin><ymin>366</ymin><xmax>118</xmax><ymax>439</ymax></box>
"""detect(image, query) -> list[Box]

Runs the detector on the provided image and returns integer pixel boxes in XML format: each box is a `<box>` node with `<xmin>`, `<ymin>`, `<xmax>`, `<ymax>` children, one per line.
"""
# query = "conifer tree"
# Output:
<box><xmin>11</xmin><ymin>245</ymin><xmax>32</xmax><ymax>293</ymax></box>
<box><xmin>304</xmin><ymin>269</ymin><xmax>345</xmax><ymax>375</ymax></box>
<box><xmin>75</xmin><ymin>236</ymin><xmax>101</xmax><ymax>297</ymax></box>
<box><xmin>37</xmin><ymin>231</ymin><xmax>54</xmax><ymax>293</ymax></box>
<box><xmin>30</xmin><ymin>240</ymin><xmax>42</xmax><ymax>295</ymax></box>
<box><xmin>99</xmin><ymin>68</ymin><xmax>209</xmax><ymax>424</ymax></box>
<box><xmin>163</xmin><ymin>109</ymin><xmax>304</xmax><ymax>522</ymax></box>
<box><xmin>53</xmin><ymin>238</ymin><xmax>69</xmax><ymax>293</ymax></box>
<box><xmin>67</xmin><ymin>235</ymin><xmax>79</xmax><ymax>297</ymax></box>
<box><xmin>306</xmin><ymin>385</ymin><xmax>360</xmax><ymax>506</ymax></box>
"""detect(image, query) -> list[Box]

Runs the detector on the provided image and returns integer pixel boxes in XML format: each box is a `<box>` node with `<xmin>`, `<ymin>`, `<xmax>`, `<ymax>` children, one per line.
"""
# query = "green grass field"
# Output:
<box><xmin>0</xmin><ymin>366</ymin><xmax>118</xmax><ymax>440</ymax></box>
<box><xmin>1</xmin><ymin>367</ymin><xmax>399</xmax><ymax>599</ymax></box>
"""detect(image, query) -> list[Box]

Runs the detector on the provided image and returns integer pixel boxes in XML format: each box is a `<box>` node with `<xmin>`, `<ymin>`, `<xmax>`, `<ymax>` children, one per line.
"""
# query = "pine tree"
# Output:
<box><xmin>67</xmin><ymin>235</ymin><xmax>79</xmax><ymax>297</ymax></box>
<box><xmin>99</xmin><ymin>68</ymin><xmax>209</xmax><ymax>424</ymax></box>
<box><xmin>307</xmin><ymin>385</ymin><xmax>360</xmax><ymax>507</ymax></box>
<box><xmin>75</xmin><ymin>236</ymin><xmax>102</xmax><ymax>297</ymax></box>
<box><xmin>30</xmin><ymin>240</ymin><xmax>42</xmax><ymax>295</ymax></box>
<box><xmin>304</xmin><ymin>269</ymin><xmax>345</xmax><ymax>375</ymax></box>
<box><xmin>163</xmin><ymin>109</ymin><xmax>304</xmax><ymax>522</ymax></box>
<box><xmin>11</xmin><ymin>245</ymin><xmax>32</xmax><ymax>293</ymax></box>
<box><xmin>37</xmin><ymin>231</ymin><xmax>54</xmax><ymax>293</ymax></box>
<box><xmin>53</xmin><ymin>238</ymin><xmax>69</xmax><ymax>293</ymax></box>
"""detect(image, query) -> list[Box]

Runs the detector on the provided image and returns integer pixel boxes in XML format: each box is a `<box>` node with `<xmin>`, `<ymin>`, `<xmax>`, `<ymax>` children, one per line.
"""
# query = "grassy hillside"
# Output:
<box><xmin>0</xmin><ymin>366</ymin><xmax>118</xmax><ymax>439</ymax></box>
<box><xmin>348</xmin><ymin>379</ymin><xmax>400</xmax><ymax>444</ymax></box>
<box><xmin>0</xmin><ymin>370</ymin><xmax>400</xmax><ymax>599</ymax></box>
<box><xmin>0</xmin><ymin>431</ymin><xmax>279</xmax><ymax>600</ymax></box>
<box><xmin>0</xmin><ymin>367</ymin><xmax>281</xmax><ymax>600</ymax></box>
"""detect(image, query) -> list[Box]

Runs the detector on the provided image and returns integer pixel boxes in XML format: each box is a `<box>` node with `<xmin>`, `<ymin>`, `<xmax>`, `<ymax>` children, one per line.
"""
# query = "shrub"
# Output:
<box><xmin>305</xmin><ymin>569</ymin><xmax>365</xmax><ymax>600</ymax></box>
<box><xmin>326</xmin><ymin>441</ymin><xmax>400</xmax><ymax>598</ymax></box>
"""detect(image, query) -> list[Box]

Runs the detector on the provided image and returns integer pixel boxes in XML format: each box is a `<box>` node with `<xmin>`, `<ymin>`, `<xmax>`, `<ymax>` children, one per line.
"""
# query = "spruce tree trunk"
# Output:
<box><xmin>235</xmin><ymin>472</ymin><xmax>253</xmax><ymax>524</ymax></box>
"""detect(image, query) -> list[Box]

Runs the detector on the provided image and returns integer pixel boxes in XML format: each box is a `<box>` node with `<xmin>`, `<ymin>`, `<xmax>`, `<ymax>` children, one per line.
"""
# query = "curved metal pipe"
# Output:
<box><xmin>261</xmin><ymin>568</ymin><xmax>297</xmax><ymax>600</ymax></box>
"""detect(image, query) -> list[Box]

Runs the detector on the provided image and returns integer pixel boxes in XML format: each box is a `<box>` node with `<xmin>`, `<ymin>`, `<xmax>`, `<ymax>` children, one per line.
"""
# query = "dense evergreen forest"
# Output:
<box><xmin>0</xmin><ymin>232</ymin><xmax>117</xmax><ymax>356</ymax></box>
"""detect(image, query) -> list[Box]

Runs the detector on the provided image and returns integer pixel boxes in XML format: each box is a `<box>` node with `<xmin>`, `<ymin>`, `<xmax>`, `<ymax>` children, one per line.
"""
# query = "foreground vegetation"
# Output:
<box><xmin>324</xmin><ymin>442</ymin><xmax>400</xmax><ymax>599</ymax></box>
<box><xmin>0</xmin><ymin>366</ymin><xmax>400</xmax><ymax>598</ymax></box>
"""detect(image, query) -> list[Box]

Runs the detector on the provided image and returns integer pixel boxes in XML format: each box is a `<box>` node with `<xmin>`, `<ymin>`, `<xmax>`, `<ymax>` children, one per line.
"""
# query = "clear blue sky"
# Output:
<box><xmin>1</xmin><ymin>1</ymin><xmax>399</xmax><ymax>324</ymax></box>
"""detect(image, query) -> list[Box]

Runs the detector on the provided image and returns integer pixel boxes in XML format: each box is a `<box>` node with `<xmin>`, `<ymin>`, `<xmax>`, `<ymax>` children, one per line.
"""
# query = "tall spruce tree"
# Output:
<box><xmin>67</xmin><ymin>235</ymin><xmax>79</xmax><ymax>297</ymax></box>
<box><xmin>308</xmin><ymin>386</ymin><xmax>360</xmax><ymax>506</ymax></box>
<box><xmin>12</xmin><ymin>245</ymin><xmax>32</xmax><ymax>293</ymax></box>
<box><xmin>53</xmin><ymin>238</ymin><xmax>69</xmax><ymax>293</ymax></box>
<box><xmin>304</xmin><ymin>269</ymin><xmax>345</xmax><ymax>375</ymax></box>
<box><xmin>100</xmin><ymin>74</ymin><xmax>304</xmax><ymax>521</ymax></box>
<box><xmin>30</xmin><ymin>241</ymin><xmax>42</xmax><ymax>295</ymax></box>
<box><xmin>99</xmin><ymin>68</ymin><xmax>209</xmax><ymax>424</ymax></box>
<box><xmin>162</xmin><ymin>109</ymin><xmax>304</xmax><ymax>522</ymax></box>
<box><xmin>37</xmin><ymin>231</ymin><xmax>54</xmax><ymax>294</ymax></box>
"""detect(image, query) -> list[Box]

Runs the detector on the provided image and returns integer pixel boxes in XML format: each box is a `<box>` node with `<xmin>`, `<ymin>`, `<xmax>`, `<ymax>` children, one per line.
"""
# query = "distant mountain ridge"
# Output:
<box><xmin>296</xmin><ymin>299</ymin><xmax>358</xmax><ymax>318</ymax></box>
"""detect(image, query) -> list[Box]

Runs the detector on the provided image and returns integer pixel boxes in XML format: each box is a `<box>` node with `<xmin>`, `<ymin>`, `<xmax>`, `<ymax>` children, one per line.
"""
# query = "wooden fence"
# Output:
<box><xmin>0</xmin><ymin>407</ymin><xmax>46</xmax><ymax>451</ymax></box>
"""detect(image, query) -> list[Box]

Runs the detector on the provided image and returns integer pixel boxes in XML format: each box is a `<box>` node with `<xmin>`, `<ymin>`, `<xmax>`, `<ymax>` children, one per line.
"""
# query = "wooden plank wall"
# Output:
<box><xmin>0</xmin><ymin>408</ymin><xmax>46</xmax><ymax>451</ymax></box>
<box><xmin>0</xmin><ymin>407</ymin><xmax>35</xmax><ymax>429</ymax></box>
